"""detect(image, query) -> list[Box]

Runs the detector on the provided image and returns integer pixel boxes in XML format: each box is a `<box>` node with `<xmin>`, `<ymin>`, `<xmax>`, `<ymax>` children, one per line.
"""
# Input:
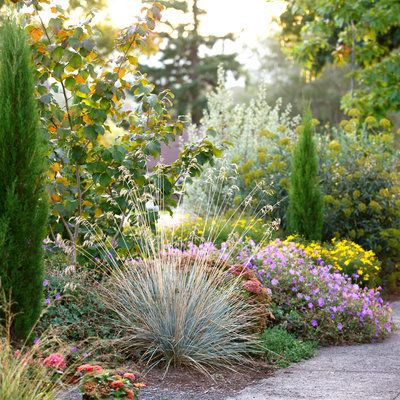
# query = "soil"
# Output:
<box><xmin>139</xmin><ymin>363</ymin><xmax>273</xmax><ymax>400</ymax></box>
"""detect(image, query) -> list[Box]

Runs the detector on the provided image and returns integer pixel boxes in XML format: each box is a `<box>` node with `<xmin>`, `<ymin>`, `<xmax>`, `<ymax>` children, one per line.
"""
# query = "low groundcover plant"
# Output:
<box><xmin>157</xmin><ymin>239</ymin><xmax>394</xmax><ymax>345</ymax></box>
<box><xmin>261</xmin><ymin>327</ymin><xmax>317</xmax><ymax>368</ymax></box>
<box><xmin>243</xmin><ymin>239</ymin><xmax>394</xmax><ymax>344</ymax></box>
<box><xmin>77</xmin><ymin>364</ymin><xmax>144</xmax><ymax>399</ymax></box>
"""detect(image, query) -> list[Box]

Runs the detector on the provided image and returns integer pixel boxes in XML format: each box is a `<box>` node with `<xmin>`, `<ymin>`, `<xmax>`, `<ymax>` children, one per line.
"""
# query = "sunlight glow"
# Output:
<box><xmin>106</xmin><ymin>0</ymin><xmax>286</xmax><ymax>42</ymax></box>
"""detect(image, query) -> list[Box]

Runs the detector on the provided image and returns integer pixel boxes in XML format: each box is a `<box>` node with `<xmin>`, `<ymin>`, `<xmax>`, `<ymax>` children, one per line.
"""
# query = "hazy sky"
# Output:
<box><xmin>107</xmin><ymin>0</ymin><xmax>285</xmax><ymax>39</ymax></box>
<box><xmin>106</xmin><ymin>0</ymin><xmax>286</xmax><ymax>70</ymax></box>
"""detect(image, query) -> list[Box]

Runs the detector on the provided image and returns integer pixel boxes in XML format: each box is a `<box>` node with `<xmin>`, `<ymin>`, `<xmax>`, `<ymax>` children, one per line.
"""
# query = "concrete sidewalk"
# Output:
<box><xmin>227</xmin><ymin>301</ymin><xmax>400</xmax><ymax>400</ymax></box>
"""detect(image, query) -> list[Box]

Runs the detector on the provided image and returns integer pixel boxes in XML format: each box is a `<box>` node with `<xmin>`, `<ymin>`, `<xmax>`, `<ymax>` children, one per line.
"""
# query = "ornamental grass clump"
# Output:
<box><xmin>0</xmin><ymin>299</ymin><xmax>60</xmax><ymax>400</ymax></box>
<box><xmin>240</xmin><ymin>240</ymin><xmax>394</xmax><ymax>344</ymax></box>
<box><xmin>100</xmin><ymin>251</ymin><xmax>260</xmax><ymax>374</ymax></box>
<box><xmin>0</xmin><ymin>339</ymin><xmax>59</xmax><ymax>400</ymax></box>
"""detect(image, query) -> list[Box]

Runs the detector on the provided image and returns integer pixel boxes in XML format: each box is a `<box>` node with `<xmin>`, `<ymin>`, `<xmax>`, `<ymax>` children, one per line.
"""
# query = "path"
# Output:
<box><xmin>227</xmin><ymin>301</ymin><xmax>400</xmax><ymax>400</ymax></box>
<box><xmin>60</xmin><ymin>302</ymin><xmax>400</xmax><ymax>400</ymax></box>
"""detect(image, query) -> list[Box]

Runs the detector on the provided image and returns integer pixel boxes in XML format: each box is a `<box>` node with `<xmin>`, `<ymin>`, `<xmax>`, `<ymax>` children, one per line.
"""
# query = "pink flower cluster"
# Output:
<box><xmin>43</xmin><ymin>353</ymin><xmax>67</xmax><ymax>371</ymax></box>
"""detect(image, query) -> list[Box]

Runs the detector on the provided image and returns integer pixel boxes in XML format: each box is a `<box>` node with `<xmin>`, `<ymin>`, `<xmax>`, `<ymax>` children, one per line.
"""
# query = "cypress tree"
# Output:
<box><xmin>287</xmin><ymin>110</ymin><xmax>323</xmax><ymax>241</ymax></box>
<box><xmin>0</xmin><ymin>19</ymin><xmax>48</xmax><ymax>341</ymax></box>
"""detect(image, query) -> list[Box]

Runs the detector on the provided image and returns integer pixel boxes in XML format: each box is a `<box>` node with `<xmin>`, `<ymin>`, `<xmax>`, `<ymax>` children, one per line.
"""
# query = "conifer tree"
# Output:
<box><xmin>0</xmin><ymin>19</ymin><xmax>48</xmax><ymax>340</ymax></box>
<box><xmin>287</xmin><ymin>110</ymin><xmax>323</xmax><ymax>241</ymax></box>
<box><xmin>142</xmin><ymin>0</ymin><xmax>241</xmax><ymax>124</ymax></box>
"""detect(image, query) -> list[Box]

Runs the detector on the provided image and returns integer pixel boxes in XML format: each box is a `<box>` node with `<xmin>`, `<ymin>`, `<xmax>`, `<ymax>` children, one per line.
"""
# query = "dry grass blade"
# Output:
<box><xmin>0</xmin><ymin>295</ymin><xmax>60</xmax><ymax>400</ymax></box>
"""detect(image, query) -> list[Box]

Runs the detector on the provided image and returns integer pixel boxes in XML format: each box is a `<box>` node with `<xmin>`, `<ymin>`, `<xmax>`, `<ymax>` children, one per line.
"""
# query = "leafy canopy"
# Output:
<box><xmin>279</xmin><ymin>0</ymin><xmax>400</xmax><ymax>118</ymax></box>
<box><xmin>7</xmin><ymin>0</ymin><xmax>220</xmax><ymax>264</ymax></box>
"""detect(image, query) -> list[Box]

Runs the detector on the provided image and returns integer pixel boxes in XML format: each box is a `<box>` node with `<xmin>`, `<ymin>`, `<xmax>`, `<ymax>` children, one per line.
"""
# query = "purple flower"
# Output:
<box><xmin>318</xmin><ymin>297</ymin><xmax>325</xmax><ymax>307</ymax></box>
<box><xmin>271</xmin><ymin>278</ymin><xmax>279</xmax><ymax>286</ymax></box>
<box><xmin>384</xmin><ymin>323</ymin><xmax>392</xmax><ymax>333</ymax></box>
<box><xmin>308</xmin><ymin>302</ymin><xmax>314</xmax><ymax>309</ymax></box>
<box><xmin>34</xmin><ymin>337</ymin><xmax>40</xmax><ymax>345</ymax></box>
<box><xmin>71</xmin><ymin>346</ymin><xmax>78</xmax><ymax>353</ymax></box>
<box><xmin>337</xmin><ymin>323</ymin><xmax>343</xmax><ymax>331</ymax></box>
<box><xmin>311</xmin><ymin>320</ymin><xmax>318</xmax><ymax>327</ymax></box>
<box><xmin>44</xmin><ymin>298</ymin><xmax>51</xmax><ymax>306</ymax></box>
<box><xmin>43</xmin><ymin>279</ymin><xmax>49</xmax><ymax>287</ymax></box>
<box><xmin>55</xmin><ymin>292</ymin><xmax>61</xmax><ymax>300</ymax></box>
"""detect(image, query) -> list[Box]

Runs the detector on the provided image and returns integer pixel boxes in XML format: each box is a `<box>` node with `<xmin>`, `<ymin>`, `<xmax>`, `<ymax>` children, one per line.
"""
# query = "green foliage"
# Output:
<box><xmin>184</xmin><ymin>71</ymin><xmax>300</xmax><ymax>220</ymax></box>
<box><xmin>141</xmin><ymin>0</ymin><xmax>241</xmax><ymax>124</ymax></box>
<box><xmin>279</xmin><ymin>0</ymin><xmax>400</xmax><ymax>118</ymax></box>
<box><xmin>162</xmin><ymin>214</ymin><xmax>270</xmax><ymax>247</ymax></box>
<box><xmin>39</xmin><ymin>251</ymin><xmax>115</xmax><ymax>342</ymax></box>
<box><xmin>0</xmin><ymin>339</ymin><xmax>59</xmax><ymax>400</ymax></box>
<box><xmin>261</xmin><ymin>327</ymin><xmax>316</xmax><ymax>368</ymax></box>
<box><xmin>100</xmin><ymin>253</ymin><xmax>258</xmax><ymax>373</ymax></box>
<box><xmin>0</xmin><ymin>19</ymin><xmax>48</xmax><ymax>340</ymax></box>
<box><xmin>287</xmin><ymin>111</ymin><xmax>323</xmax><ymax>241</ymax></box>
<box><xmin>185</xmin><ymin>79</ymin><xmax>399</xmax><ymax>283</ymax></box>
<box><xmin>8</xmin><ymin>0</ymin><xmax>220</xmax><ymax>265</ymax></box>
<box><xmin>320</xmin><ymin>122</ymin><xmax>400</xmax><ymax>281</ymax></box>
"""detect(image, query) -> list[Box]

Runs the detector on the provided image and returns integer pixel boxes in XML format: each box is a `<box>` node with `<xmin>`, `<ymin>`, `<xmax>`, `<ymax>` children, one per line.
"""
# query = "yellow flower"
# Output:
<box><xmin>327</xmin><ymin>140</ymin><xmax>341</xmax><ymax>152</ymax></box>
<box><xmin>365</xmin><ymin>116</ymin><xmax>377</xmax><ymax>127</ymax></box>
<box><xmin>347</xmin><ymin>108</ymin><xmax>360</xmax><ymax>118</ymax></box>
<box><xmin>358</xmin><ymin>202</ymin><xmax>367</xmax><ymax>212</ymax></box>
<box><xmin>379</xmin><ymin>118</ymin><xmax>391</xmax><ymax>130</ymax></box>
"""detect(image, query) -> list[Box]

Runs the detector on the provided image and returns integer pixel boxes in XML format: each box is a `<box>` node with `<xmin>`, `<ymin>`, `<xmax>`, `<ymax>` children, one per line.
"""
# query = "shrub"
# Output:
<box><xmin>287</xmin><ymin>110</ymin><xmax>323</xmax><ymax>240</ymax></box>
<box><xmin>184</xmin><ymin>70</ymin><xmax>300</xmax><ymax>219</ymax></box>
<box><xmin>185</xmin><ymin>76</ymin><xmax>399</xmax><ymax>283</ymax></box>
<box><xmin>286</xmin><ymin>236</ymin><xmax>381</xmax><ymax>287</ymax></box>
<box><xmin>100</xmin><ymin>252</ymin><xmax>260</xmax><ymax>374</ymax></box>
<box><xmin>241</xmin><ymin>240</ymin><xmax>394</xmax><ymax>344</ymax></box>
<box><xmin>320</xmin><ymin>125</ymin><xmax>399</xmax><ymax>281</ymax></box>
<box><xmin>0</xmin><ymin>19</ymin><xmax>48</xmax><ymax>340</ymax></box>
<box><xmin>163</xmin><ymin>214</ymin><xmax>270</xmax><ymax>247</ymax></box>
<box><xmin>261</xmin><ymin>327</ymin><xmax>316</xmax><ymax>368</ymax></box>
<box><xmin>38</xmin><ymin>250</ymin><xmax>116</xmax><ymax>342</ymax></box>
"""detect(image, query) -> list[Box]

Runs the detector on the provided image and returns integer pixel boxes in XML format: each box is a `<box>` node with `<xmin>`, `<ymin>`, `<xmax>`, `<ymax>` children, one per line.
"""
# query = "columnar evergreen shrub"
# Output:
<box><xmin>0</xmin><ymin>20</ymin><xmax>48</xmax><ymax>340</ymax></box>
<box><xmin>287</xmin><ymin>111</ymin><xmax>323</xmax><ymax>241</ymax></box>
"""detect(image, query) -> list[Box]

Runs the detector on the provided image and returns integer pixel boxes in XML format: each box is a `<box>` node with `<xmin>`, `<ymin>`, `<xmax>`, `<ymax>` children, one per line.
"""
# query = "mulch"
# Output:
<box><xmin>138</xmin><ymin>362</ymin><xmax>274</xmax><ymax>400</ymax></box>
